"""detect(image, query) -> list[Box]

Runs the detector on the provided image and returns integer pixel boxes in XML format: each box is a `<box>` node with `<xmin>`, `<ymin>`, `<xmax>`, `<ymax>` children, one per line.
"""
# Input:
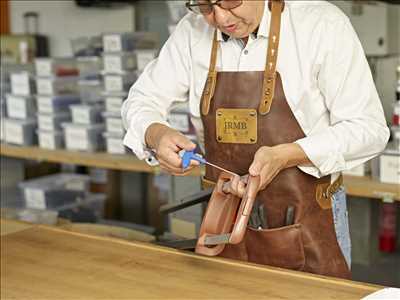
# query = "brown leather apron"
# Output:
<box><xmin>198</xmin><ymin>0</ymin><xmax>350</xmax><ymax>279</ymax></box>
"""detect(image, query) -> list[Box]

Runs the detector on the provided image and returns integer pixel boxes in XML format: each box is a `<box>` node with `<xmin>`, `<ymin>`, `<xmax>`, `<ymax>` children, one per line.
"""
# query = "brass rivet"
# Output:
<box><xmin>250</xmin><ymin>138</ymin><xmax>255</xmax><ymax>142</ymax></box>
<box><xmin>217</xmin><ymin>136</ymin><xmax>222</xmax><ymax>141</ymax></box>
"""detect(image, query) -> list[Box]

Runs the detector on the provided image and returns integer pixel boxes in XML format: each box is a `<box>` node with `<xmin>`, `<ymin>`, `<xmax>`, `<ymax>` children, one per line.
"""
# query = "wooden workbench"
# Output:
<box><xmin>1</xmin><ymin>143</ymin><xmax>399</xmax><ymax>201</ymax></box>
<box><xmin>1</xmin><ymin>220</ymin><xmax>382</xmax><ymax>300</ymax></box>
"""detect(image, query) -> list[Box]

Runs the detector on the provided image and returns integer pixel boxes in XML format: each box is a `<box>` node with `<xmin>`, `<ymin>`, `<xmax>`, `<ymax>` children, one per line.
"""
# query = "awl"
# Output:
<box><xmin>180</xmin><ymin>150</ymin><xmax>237</xmax><ymax>177</ymax></box>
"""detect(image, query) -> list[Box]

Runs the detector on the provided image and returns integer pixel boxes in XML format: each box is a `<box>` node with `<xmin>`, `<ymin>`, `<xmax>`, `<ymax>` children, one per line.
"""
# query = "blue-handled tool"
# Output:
<box><xmin>180</xmin><ymin>150</ymin><xmax>237</xmax><ymax>177</ymax></box>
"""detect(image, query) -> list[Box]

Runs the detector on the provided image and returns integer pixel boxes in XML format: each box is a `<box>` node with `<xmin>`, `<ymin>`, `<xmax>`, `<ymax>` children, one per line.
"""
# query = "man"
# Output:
<box><xmin>122</xmin><ymin>0</ymin><xmax>389</xmax><ymax>278</ymax></box>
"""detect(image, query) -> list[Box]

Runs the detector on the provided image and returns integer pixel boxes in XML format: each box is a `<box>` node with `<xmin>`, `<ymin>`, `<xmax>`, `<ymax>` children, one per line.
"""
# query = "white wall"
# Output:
<box><xmin>10</xmin><ymin>0</ymin><xmax>135</xmax><ymax>57</ymax></box>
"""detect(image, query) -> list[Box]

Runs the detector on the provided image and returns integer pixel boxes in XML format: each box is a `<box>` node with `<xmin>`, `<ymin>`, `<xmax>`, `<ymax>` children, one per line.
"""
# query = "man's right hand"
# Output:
<box><xmin>145</xmin><ymin>123</ymin><xmax>198</xmax><ymax>176</ymax></box>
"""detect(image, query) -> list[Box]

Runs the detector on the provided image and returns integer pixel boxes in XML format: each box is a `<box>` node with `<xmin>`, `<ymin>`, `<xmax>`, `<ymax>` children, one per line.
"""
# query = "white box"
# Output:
<box><xmin>35</xmin><ymin>58</ymin><xmax>78</xmax><ymax>77</ymax></box>
<box><xmin>63</xmin><ymin>123</ymin><xmax>105</xmax><ymax>152</ymax></box>
<box><xmin>104</xmin><ymin>73</ymin><xmax>137</xmax><ymax>93</ymax></box>
<box><xmin>135</xmin><ymin>49</ymin><xmax>157</xmax><ymax>71</ymax></box>
<box><xmin>36</xmin><ymin>76</ymin><xmax>78</xmax><ymax>95</ymax></box>
<box><xmin>37</xmin><ymin>95</ymin><xmax>81</xmax><ymax>114</ymax></box>
<box><xmin>103</xmin><ymin>52</ymin><xmax>137</xmax><ymax>74</ymax></box>
<box><xmin>343</xmin><ymin>162</ymin><xmax>371</xmax><ymax>177</ymax></box>
<box><xmin>103</xmin><ymin>32</ymin><xmax>158</xmax><ymax>53</ymax></box>
<box><xmin>6</xmin><ymin>94</ymin><xmax>36</xmax><ymax>119</ymax></box>
<box><xmin>70</xmin><ymin>104</ymin><xmax>104</xmax><ymax>125</ymax></box>
<box><xmin>103</xmin><ymin>132</ymin><xmax>126</xmax><ymax>154</ymax></box>
<box><xmin>38</xmin><ymin>113</ymin><xmax>71</xmax><ymax>131</ymax></box>
<box><xmin>38</xmin><ymin>130</ymin><xmax>64</xmax><ymax>150</ymax></box>
<box><xmin>11</xmin><ymin>72</ymin><xmax>35</xmax><ymax>96</ymax></box>
<box><xmin>4</xmin><ymin>118</ymin><xmax>37</xmax><ymax>146</ymax></box>
<box><xmin>78</xmin><ymin>80</ymin><xmax>104</xmax><ymax>103</ymax></box>
<box><xmin>379</xmin><ymin>151</ymin><xmax>400</xmax><ymax>184</ymax></box>
<box><xmin>104</xmin><ymin>93</ymin><xmax>126</xmax><ymax>113</ymax></box>
<box><xmin>103</xmin><ymin>112</ymin><xmax>124</xmax><ymax>135</ymax></box>
<box><xmin>77</xmin><ymin>56</ymin><xmax>103</xmax><ymax>80</ymax></box>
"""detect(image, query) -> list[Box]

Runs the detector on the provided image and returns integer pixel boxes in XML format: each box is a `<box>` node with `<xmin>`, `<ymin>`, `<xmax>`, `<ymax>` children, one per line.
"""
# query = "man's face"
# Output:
<box><xmin>202</xmin><ymin>0</ymin><xmax>265</xmax><ymax>39</ymax></box>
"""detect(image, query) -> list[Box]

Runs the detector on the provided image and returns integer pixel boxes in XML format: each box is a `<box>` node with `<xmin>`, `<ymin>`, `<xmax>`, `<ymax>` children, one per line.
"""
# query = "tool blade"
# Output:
<box><xmin>204</xmin><ymin>233</ymin><xmax>231</xmax><ymax>245</ymax></box>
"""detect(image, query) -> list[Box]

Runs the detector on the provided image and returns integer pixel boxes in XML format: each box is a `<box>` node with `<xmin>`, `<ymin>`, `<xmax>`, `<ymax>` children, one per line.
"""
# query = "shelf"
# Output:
<box><xmin>1</xmin><ymin>143</ymin><xmax>398</xmax><ymax>201</ymax></box>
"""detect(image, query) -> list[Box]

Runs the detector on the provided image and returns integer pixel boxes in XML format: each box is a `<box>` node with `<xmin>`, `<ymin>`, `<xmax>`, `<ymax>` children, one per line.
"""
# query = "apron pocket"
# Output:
<box><xmin>245</xmin><ymin>224</ymin><xmax>305</xmax><ymax>271</ymax></box>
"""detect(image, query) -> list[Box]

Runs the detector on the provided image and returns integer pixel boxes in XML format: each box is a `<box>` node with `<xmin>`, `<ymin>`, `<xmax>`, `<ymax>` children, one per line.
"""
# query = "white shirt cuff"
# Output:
<box><xmin>295</xmin><ymin>132</ymin><xmax>346</xmax><ymax>178</ymax></box>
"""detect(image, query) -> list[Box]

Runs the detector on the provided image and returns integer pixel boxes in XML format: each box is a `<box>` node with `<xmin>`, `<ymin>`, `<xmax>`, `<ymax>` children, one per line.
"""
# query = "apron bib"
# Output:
<box><xmin>198</xmin><ymin>0</ymin><xmax>350</xmax><ymax>279</ymax></box>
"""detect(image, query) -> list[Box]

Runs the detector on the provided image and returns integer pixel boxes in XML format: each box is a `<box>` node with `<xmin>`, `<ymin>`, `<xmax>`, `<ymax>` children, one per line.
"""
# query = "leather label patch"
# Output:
<box><xmin>216</xmin><ymin>108</ymin><xmax>257</xmax><ymax>144</ymax></box>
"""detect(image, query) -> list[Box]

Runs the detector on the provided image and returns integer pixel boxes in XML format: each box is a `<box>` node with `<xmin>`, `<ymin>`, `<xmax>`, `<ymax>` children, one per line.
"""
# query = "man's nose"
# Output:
<box><xmin>213</xmin><ymin>5</ymin><xmax>231</xmax><ymax>25</ymax></box>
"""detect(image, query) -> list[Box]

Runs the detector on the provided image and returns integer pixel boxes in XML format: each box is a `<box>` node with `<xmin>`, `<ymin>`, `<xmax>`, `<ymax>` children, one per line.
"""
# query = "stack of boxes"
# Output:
<box><xmin>35</xmin><ymin>58</ymin><xmax>80</xmax><ymax>150</ymax></box>
<box><xmin>17</xmin><ymin>173</ymin><xmax>105</xmax><ymax>224</ymax></box>
<box><xmin>4</xmin><ymin>65</ymin><xmax>37</xmax><ymax>146</ymax></box>
<box><xmin>0</xmin><ymin>66</ymin><xmax>11</xmax><ymax>141</ymax></box>
<box><xmin>101</xmin><ymin>32</ymin><xmax>158</xmax><ymax>154</ymax></box>
<box><xmin>63</xmin><ymin>52</ymin><xmax>105</xmax><ymax>152</ymax></box>
<box><xmin>379</xmin><ymin>63</ymin><xmax>400</xmax><ymax>185</ymax></box>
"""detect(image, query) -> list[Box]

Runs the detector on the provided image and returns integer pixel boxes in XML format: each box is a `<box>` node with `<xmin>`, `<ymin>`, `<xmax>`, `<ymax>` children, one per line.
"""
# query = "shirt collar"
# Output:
<box><xmin>216</xmin><ymin>2</ymin><xmax>270</xmax><ymax>42</ymax></box>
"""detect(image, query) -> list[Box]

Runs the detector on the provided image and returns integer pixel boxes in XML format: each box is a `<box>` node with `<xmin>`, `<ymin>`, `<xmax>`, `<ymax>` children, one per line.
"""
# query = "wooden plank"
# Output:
<box><xmin>0</xmin><ymin>143</ymin><xmax>156</xmax><ymax>173</ymax></box>
<box><xmin>1</xmin><ymin>143</ymin><xmax>398</xmax><ymax>201</ymax></box>
<box><xmin>344</xmin><ymin>175</ymin><xmax>400</xmax><ymax>202</ymax></box>
<box><xmin>0</xmin><ymin>219</ymin><xmax>33</xmax><ymax>236</ymax></box>
<box><xmin>1</xmin><ymin>224</ymin><xmax>381</xmax><ymax>300</ymax></box>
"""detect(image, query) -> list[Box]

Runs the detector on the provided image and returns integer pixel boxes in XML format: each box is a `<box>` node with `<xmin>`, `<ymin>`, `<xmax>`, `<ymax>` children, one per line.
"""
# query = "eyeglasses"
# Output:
<box><xmin>186</xmin><ymin>0</ymin><xmax>243</xmax><ymax>15</ymax></box>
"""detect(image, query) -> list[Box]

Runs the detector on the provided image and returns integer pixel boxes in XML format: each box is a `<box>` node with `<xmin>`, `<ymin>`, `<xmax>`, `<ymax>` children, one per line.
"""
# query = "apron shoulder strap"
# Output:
<box><xmin>201</xmin><ymin>31</ymin><xmax>218</xmax><ymax>115</ymax></box>
<box><xmin>259</xmin><ymin>0</ymin><xmax>284</xmax><ymax>115</ymax></box>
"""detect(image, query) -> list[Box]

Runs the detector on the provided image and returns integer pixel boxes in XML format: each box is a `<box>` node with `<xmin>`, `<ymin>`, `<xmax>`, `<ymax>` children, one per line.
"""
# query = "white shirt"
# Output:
<box><xmin>121</xmin><ymin>0</ymin><xmax>389</xmax><ymax>180</ymax></box>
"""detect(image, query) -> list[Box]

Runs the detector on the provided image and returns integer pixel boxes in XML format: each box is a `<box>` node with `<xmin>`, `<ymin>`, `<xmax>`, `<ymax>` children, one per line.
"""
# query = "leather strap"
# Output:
<box><xmin>201</xmin><ymin>31</ymin><xmax>218</xmax><ymax>115</ymax></box>
<box><xmin>201</xmin><ymin>0</ymin><xmax>284</xmax><ymax>116</ymax></box>
<box><xmin>316</xmin><ymin>175</ymin><xmax>343</xmax><ymax>209</ymax></box>
<box><xmin>259</xmin><ymin>0</ymin><xmax>283</xmax><ymax>115</ymax></box>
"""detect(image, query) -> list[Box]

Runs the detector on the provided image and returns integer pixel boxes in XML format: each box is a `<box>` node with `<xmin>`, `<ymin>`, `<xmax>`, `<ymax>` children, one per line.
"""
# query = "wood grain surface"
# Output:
<box><xmin>0</xmin><ymin>219</ymin><xmax>33</xmax><ymax>236</ymax></box>
<box><xmin>1</xmin><ymin>223</ymin><xmax>381</xmax><ymax>300</ymax></box>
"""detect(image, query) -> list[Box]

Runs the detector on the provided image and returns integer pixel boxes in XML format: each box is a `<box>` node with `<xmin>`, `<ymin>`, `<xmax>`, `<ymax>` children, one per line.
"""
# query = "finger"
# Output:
<box><xmin>245</xmin><ymin>175</ymin><xmax>261</xmax><ymax>200</ymax></box>
<box><xmin>229</xmin><ymin>175</ymin><xmax>241</xmax><ymax>195</ymax></box>
<box><xmin>249</xmin><ymin>161</ymin><xmax>263</xmax><ymax>177</ymax></box>
<box><xmin>237</xmin><ymin>180</ymin><xmax>246</xmax><ymax>198</ymax></box>
<box><xmin>171</xmin><ymin>168</ymin><xmax>196</xmax><ymax>176</ymax></box>
<box><xmin>173</xmin><ymin>134</ymin><xmax>196</xmax><ymax>151</ymax></box>
<box><xmin>159</xmin><ymin>149</ymin><xmax>183</xmax><ymax>169</ymax></box>
<box><xmin>158</xmin><ymin>158</ymin><xmax>186</xmax><ymax>174</ymax></box>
